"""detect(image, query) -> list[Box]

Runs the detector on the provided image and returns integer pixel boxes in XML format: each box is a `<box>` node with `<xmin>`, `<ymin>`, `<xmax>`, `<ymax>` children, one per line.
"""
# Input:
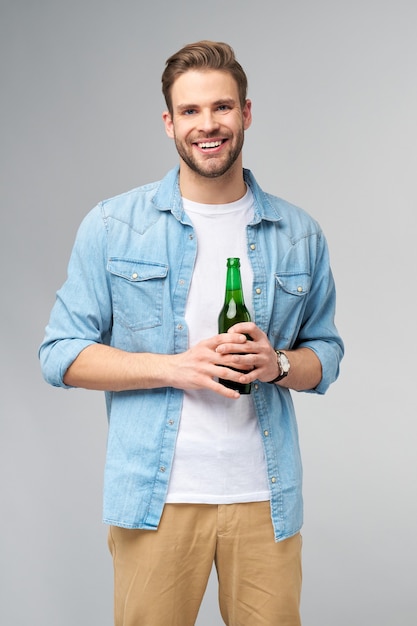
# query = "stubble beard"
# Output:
<box><xmin>174</xmin><ymin>127</ymin><xmax>245</xmax><ymax>179</ymax></box>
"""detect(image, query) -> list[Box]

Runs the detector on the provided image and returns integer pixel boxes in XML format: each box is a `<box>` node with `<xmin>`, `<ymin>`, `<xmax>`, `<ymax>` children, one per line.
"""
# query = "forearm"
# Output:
<box><xmin>277</xmin><ymin>347</ymin><xmax>322</xmax><ymax>392</ymax></box>
<box><xmin>63</xmin><ymin>344</ymin><xmax>175</xmax><ymax>392</ymax></box>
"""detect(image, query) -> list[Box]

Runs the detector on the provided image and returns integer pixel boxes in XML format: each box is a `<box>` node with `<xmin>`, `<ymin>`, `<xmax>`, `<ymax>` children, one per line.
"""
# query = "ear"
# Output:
<box><xmin>162</xmin><ymin>110</ymin><xmax>175</xmax><ymax>139</ymax></box>
<box><xmin>242</xmin><ymin>99</ymin><xmax>252</xmax><ymax>131</ymax></box>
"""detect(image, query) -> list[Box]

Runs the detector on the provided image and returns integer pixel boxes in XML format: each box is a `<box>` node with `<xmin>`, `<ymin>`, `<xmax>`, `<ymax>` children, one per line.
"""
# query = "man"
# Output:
<box><xmin>40</xmin><ymin>40</ymin><xmax>344</xmax><ymax>626</ymax></box>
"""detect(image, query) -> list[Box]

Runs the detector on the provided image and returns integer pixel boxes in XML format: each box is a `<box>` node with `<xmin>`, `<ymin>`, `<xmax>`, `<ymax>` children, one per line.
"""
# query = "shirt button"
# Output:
<box><xmin>250</xmin><ymin>244</ymin><xmax>256</xmax><ymax>250</ymax></box>
<box><xmin>271</xmin><ymin>477</ymin><xmax>277</xmax><ymax>483</ymax></box>
<box><xmin>168</xmin><ymin>420</ymin><xmax>174</xmax><ymax>426</ymax></box>
<box><xmin>179</xmin><ymin>279</ymin><xmax>185</xmax><ymax>285</ymax></box>
<box><xmin>264</xmin><ymin>430</ymin><xmax>269</xmax><ymax>437</ymax></box>
<box><xmin>297</xmin><ymin>286</ymin><xmax>303</xmax><ymax>292</ymax></box>
<box><xmin>177</xmin><ymin>324</ymin><xmax>183</xmax><ymax>331</ymax></box>
<box><xmin>255</xmin><ymin>288</ymin><xmax>262</xmax><ymax>294</ymax></box>
<box><xmin>160</xmin><ymin>466</ymin><xmax>166</xmax><ymax>473</ymax></box>
<box><xmin>132</xmin><ymin>273</ymin><xmax>138</xmax><ymax>279</ymax></box>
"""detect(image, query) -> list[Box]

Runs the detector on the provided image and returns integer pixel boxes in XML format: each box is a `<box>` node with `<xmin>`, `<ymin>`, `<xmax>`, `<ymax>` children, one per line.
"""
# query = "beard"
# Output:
<box><xmin>173</xmin><ymin>126</ymin><xmax>245</xmax><ymax>179</ymax></box>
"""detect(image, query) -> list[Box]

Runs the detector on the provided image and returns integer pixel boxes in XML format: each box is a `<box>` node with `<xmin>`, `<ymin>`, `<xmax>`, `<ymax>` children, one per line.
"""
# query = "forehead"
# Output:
<box><xmin>170</xmin><ymin>69</ymin><xmax>240</xmax><ymax>108</ymax></box>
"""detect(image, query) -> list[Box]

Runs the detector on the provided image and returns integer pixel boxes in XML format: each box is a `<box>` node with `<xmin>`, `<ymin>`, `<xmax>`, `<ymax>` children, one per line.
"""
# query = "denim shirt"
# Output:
<box><xmin>39</xmin><ymin>166</ymin><xmax>344</xmax><ymax>541</ymax></box>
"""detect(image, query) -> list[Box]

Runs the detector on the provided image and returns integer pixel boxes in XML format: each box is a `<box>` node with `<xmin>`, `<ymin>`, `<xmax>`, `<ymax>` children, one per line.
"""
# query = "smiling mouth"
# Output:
<box><xmin>196</xmin><ymin>140</ymin><xmax>225</xmax><ymax>149</ymax></box>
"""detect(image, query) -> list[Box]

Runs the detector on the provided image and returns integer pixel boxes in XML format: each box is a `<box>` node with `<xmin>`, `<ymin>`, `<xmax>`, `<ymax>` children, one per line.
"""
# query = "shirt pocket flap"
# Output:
<box><xmin>275</xmin><ymin>272</ymin><xmax>311</xmax><ymax>296</ymax></box>
<box><xmin>107</xmin><ymin>258</ymin><xmax>168</xmax><ymax>282</ymax></box>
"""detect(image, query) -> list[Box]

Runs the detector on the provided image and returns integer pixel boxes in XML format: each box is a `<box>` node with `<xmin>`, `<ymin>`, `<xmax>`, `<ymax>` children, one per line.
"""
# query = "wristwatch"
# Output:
<box><xmin>268</xmin><ymin>349</ymin><xmax>290</xmax><ymax>383</ymax></box>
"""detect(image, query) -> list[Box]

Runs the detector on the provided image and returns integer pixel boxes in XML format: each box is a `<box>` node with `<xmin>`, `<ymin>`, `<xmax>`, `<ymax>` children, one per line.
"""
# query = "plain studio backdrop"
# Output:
<box><xmin>1</xmin><ymin>1</ymin><xmax>416</xmax><ymax>624</ymax></box>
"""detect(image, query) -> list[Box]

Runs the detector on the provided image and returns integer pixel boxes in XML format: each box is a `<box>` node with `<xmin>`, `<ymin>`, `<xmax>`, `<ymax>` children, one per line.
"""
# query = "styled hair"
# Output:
<box><xmin>161</xmin><ymin>40</ymin><xmax>248</xmax><ymax>114</ymax></box>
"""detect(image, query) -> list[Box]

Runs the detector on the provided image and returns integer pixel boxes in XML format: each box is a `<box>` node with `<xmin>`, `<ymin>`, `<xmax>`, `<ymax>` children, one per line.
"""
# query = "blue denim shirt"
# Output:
<box><xmin>39</xmin><ymin>166</ymin><xmax>344</xmax><ymax>541</ymax></box>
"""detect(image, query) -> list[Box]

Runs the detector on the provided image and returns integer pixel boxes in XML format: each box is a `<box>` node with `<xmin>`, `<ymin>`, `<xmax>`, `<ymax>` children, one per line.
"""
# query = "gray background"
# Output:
<box><xmin>1</xmin><ymin>1</ymin><xmax>416</xmax><ymax>624</ymax></box>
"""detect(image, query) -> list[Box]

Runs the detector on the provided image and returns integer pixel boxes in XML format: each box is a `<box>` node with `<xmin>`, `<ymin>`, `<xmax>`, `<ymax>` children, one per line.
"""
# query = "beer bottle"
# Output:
<box><xmin>218</xmin><ymin>257</ymin><xmax>251</xmax><ymax>394</ymax></box>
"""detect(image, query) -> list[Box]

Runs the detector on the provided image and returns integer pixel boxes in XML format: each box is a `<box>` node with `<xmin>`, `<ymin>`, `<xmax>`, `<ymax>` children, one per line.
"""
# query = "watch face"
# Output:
<box><xmin>279</xmin><ymin>352</ymin><xmax>290</xmax><ymax>373</ymax></box>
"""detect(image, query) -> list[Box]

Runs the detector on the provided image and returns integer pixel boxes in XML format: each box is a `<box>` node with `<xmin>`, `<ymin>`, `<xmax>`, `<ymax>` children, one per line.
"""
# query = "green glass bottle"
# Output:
<box><xmin>218</xmin><ymin>257</ymin><xmax>251</xmax><ymax>394</ymax></box>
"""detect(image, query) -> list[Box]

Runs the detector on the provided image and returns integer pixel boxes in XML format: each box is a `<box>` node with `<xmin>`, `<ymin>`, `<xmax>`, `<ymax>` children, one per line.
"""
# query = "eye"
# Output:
<box><xmin>217</xmin><ymin>104</ymin><xmax>230</xmax><ymax>111</ymax></box>
<box><xmin>183</xmin><ymin>108</ymin><xmax>196</xmax><ymax>115</ymax></box>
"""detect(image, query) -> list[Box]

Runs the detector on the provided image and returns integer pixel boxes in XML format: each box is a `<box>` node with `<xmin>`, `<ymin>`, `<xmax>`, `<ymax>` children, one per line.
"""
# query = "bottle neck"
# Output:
<box><xmin>224</xmin><ymin>266</ymin><xmax>245</xmax><ymax>305</ymax></box>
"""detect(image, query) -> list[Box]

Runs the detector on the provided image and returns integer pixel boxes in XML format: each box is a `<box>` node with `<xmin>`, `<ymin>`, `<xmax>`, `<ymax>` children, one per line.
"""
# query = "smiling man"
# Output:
<box><xmin>39</xmin><ymin>41</ymin><xmax>344</xmax><ymax>626</ymax></box>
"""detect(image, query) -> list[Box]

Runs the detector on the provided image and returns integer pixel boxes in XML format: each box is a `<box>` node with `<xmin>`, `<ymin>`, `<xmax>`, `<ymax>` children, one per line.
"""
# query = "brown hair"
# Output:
<box><xmin>162</xmin><ymin>40</ymin><xmax>248</xmax><ymax>114</ymax></box>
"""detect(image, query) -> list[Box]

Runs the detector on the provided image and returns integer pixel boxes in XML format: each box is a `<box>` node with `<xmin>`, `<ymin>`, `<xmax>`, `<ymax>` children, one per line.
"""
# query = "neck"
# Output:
<box><xmin>178</xmin><ymin>158</ymin><xmax>246</xmax><ymax>204</ymax></box>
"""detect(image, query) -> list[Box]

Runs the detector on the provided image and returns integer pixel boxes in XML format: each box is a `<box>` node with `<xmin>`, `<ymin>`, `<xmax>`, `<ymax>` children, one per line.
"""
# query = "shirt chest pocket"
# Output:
<box><xmin>270</xmin><ymin>272</ymin><xmax>311</xmax><ymax>343</ymax></box>
<box><xmin>107</xmin><ymin>258</ymin><xmax>168</xmax><ymax>331</ymax></box>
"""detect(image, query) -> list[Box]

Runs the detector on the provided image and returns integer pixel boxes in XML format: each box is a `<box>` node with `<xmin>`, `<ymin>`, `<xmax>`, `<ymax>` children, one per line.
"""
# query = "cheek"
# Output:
<box><xmin>171</xmin><ymin>120</ymin><xmax>190</xmax><ymax>140</ymax></box>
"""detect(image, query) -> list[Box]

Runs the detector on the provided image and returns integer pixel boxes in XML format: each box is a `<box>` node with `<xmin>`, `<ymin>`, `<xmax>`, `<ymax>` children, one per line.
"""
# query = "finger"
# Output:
<box><xmin>212</xmin><ymin>381</ymin><xmax>240</xmax><ymax>399</ymax></box>
<box><xmin>205</xmin><ymin>369</ymin><xmax>241</xmax><ymax>399</ymax></box>
<box><xmin>216</xmin><ymin>340</ymin><xmax>258</xmax><ymax>355</ymax></box>
<box><xmin>227</xmin><ymin>321</ymin><xmax>259</xmax><ymax>337</ymax></box>
<box><xmin>216</xmin><ymin>332</ymin><xmax>248</xmax><ymax>347</ymax></box>
<box><xmin>226</xmin><ymin>353</ymin><xmax>257</xmax><ymax>370</ymax></box>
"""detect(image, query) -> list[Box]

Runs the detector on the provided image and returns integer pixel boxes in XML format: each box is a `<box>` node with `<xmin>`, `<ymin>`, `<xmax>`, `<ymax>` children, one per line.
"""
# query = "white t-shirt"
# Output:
<box><xmin>166</xmin><ymin>187</ymin><xmax>270</xmax><ymax>504</ymax></box>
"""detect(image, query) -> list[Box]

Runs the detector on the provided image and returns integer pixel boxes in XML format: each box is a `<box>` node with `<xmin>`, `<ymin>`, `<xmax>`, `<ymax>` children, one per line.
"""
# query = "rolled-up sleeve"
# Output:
<box><xmin>295</xmin><ymin>230</ymin><xmax>344</xmax><ymax>395</ymax></box>
<box><xmin>39</xmin><ymin>204</ymin><xmax>111</xmax><ymax>388</ymax></box>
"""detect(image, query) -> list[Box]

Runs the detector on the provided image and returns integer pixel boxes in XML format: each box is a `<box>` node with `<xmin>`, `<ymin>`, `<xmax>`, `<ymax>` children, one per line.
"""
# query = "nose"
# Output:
<box><xmin>197</xmin><ymin>108</ymin><xmax>220</xmax><ymax>134</ymax></box>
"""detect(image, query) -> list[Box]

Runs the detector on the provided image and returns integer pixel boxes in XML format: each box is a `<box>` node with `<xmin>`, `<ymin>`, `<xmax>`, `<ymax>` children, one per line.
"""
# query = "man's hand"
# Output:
<box><xmin>167</xmin><ymin>332</ymin><xmax>252</xmax><ymax>399</ymax></box>
<box><xmin>214</xmin><ymin>322</ymin><xmax>279</xmax><ymax>384</ymax></box>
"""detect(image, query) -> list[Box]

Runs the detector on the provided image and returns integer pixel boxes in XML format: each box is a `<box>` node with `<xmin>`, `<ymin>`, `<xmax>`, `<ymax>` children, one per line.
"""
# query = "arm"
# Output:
<box><xmin>63</xmin><ymin>334</ymin><xmax>253</xmax><ymax>399</ymax></box>
<box><xmin>40</xmin><ymin>204</ymin><xmax>251</xmax><ymax>399</ymax></box>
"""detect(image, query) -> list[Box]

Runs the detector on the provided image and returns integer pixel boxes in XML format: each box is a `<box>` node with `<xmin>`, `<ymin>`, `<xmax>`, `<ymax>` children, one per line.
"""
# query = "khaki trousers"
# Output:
<box><xmin>108</xmin><ymin>501</ymin><xmax>302</xmax><ymax>626</ymax></box>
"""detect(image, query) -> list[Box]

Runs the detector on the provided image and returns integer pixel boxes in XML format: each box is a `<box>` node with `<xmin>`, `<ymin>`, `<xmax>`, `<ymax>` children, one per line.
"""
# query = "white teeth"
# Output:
<box><xmin>198</xmin><ymin>141</ymin><xmax>222</xmax><ymax>148</ymax></box>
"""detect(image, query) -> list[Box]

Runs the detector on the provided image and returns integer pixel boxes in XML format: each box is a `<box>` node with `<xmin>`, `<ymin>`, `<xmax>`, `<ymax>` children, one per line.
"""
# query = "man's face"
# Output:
<box><xmin>163</xmin><ymin>70</ymin><xmax>252</xmax><ymax>179</ymax></box>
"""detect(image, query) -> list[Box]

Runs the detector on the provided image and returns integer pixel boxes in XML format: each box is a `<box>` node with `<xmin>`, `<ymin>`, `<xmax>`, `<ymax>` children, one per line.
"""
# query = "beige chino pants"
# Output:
<box><xmin>108</xmin><ymin>501</ymin><xmax>302</xmax><ymax>626</ymax></box>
